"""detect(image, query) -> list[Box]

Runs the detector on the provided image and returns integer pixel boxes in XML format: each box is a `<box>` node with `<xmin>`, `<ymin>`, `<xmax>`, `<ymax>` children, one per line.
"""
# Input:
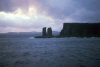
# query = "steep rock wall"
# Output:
<box><xmin>60</xmin><ymin>23</ymin><xmax>100</xmax><ymax>37</ymax></box>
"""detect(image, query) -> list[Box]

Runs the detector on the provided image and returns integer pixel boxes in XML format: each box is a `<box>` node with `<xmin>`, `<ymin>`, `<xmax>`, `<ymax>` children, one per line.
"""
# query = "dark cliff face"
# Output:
<box><xmin>60</xmin><ymin>23</ymin><xmax>100</xmax><ymax>37</ymax></box>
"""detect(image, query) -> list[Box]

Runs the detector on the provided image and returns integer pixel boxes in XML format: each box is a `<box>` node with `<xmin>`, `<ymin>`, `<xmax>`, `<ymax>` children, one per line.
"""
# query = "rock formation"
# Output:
<box><xmin>42</xmin><ymin>27</ymin><xmax>53</xmax><ymax>37</ymax></box>
<box><xmin>42</xmin><ymin>27</ymin><xmax>46</xmax><ymax>36</ymax></box>
<box><xmin>47</xmin><ymin>27</ymin><xmax>52</xmax><ymax>37</ymax></box>
<box><xmin>60</xmin><ymin>23</ymin><xmax>100</xmax><ymax>37</ymax></box>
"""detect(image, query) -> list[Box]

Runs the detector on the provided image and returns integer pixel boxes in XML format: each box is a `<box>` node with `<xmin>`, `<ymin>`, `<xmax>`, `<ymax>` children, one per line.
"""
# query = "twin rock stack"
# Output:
<box><xmin>42</xmin><ymin>27</ymin><xmax>52</xmax><ymax>37</ymax></box>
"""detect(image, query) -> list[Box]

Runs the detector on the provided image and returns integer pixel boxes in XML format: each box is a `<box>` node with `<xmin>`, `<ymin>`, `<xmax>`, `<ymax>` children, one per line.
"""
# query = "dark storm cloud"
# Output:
<box><xmin>0</xmin><ymin>0</ymin><xmax>100</xmax><ymax>22</ymax></box>
<box><xmin>36</xmin><ymin>0</ymin><xmax>78</xmax><ymax>19</ymax></box>
<box><xmin>0</xmin><ymin>0</ymin><xmax>30</xmax><ymax>12</ymax></box>
<box><xmin>72</xmin><ymin>0</ymin><xmax>100</xmax><ymax>22</ymax></box>
<box><xmin>77</xmin><ymin>0</ymin><xmax>100</xmax><ymax>11</ymax></box>
<box><xmin>0</xmin><ymin>0</ymin><xmax>14</xmax><ymax>12</ymax></box>
<box><xmin>37</xmin><ymin>0</ymin><xmax>100</xmax><ymax>22</ymax></box>
<box><xmin>0</xmin><ymin>0</ymin><xmax>100</xmax><ymax>33</ymax></box>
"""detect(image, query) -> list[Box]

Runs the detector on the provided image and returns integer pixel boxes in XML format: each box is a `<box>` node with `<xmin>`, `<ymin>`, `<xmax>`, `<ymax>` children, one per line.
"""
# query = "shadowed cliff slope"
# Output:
<box><xmin>60</xmin><ymin>23</ymin><xmax>100</xmax><ymax>37</ymax></box>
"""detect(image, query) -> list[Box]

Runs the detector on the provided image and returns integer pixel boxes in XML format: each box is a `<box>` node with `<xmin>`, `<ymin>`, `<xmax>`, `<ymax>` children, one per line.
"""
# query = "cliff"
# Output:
<box><xmin>60</xmin><ymin>23</ymin><xmax>100</xmax><ymax>37</ymax></box>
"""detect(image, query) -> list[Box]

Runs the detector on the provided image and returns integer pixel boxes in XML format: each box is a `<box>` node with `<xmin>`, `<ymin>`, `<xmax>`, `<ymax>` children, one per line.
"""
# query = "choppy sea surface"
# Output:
<box><xmin>0</xmin><ymin>37</ymin><xmax>100</xmax><ymax>67</ymax></box>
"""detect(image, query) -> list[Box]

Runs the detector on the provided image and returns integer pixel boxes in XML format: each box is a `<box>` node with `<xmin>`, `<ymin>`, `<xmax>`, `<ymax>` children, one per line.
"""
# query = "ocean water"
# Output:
<box><xmin>0</xmin><ymin>37</ymin><xmax>100</xmax><ymax>67</ymax></box>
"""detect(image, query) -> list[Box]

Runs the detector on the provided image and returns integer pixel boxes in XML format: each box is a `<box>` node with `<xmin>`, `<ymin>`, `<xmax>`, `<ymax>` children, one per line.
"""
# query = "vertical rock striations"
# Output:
<box><xmin>60</xmin><ymin>23</ymin><xmax>100</xmax><ymax>37</ymax></box>
<box><xmin>47</xmin><ymin>27</ymin><xmax>52</xmax><ymax>37</ymax></box>
<box><xmin>42</xmin><ymin>27</ymin><xmax>53</xmax><ymax>37</ymax></box>
<box><xmin>42</xmin><ymin>27</ymin><xmax>46</xmax><ymax>36</ymax></box>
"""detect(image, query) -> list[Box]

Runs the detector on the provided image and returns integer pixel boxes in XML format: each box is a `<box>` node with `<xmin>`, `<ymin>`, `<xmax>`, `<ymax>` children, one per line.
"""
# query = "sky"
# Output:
<box><xmin>0</xmin><ymin>0</ymin><xmax>100</xmax><ymax>33</ymax></box>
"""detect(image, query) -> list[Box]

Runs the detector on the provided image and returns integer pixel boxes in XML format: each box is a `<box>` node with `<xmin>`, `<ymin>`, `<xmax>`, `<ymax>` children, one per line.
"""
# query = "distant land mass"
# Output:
<box><xmin>0</xmin><ymin>23</ymin><xmax>100</xmax><ymax>38</ymax></box>
<box><xmin>60</xmin><ymin>23</ymin><xmax>100</xmax><ymax>37</ymax></box>
<box><xmin>0</xmin><ymin>32</ymin><xmax>40</xmax><ymax>38</ymax></box>
<box><xmin>35</xmin><ymin>23</ymin><xmax>100</xmax><ymax>38</ymax></box>
<box><xmin>0</xmin><ymin>31</ymin><xmax>59</xmax><ymax>38</ymax></box>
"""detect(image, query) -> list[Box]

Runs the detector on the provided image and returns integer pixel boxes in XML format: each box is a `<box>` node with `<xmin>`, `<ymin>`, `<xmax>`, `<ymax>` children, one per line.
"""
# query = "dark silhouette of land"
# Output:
<box><xmin>35</xmin><ymin>27</ymin><xmax>53</xmax><ymax>38</ymax></box>
<box><xmin>42</xmin><ymin>27</ymin><xmax>46</xmax><ymax>36</ymax></box>
<box><xmin>0</xmin><ymin>32</ymin><xmax>41</xmax><ymax>38</ymax></box>
<box><xmin>60</xmin><ymin>23</ymin><xmax>100</xmax><ymax>37</ymax></box>
<box><xmin>47</xmin><ymin>27</ymin><xmax>52</xmax><ymax>37</ymax></box>
<box><xmin>35</xmin><ymin>23</ymin><xmax>100</xmax><ymax>38</ymax></box>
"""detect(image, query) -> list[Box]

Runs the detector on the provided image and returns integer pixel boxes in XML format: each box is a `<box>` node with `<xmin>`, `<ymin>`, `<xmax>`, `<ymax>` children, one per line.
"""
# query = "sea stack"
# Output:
<box><xmin>42</xmin><ymin>27</ymin><xmax>46</xmax><ymax>36</ymax></box>
<box><xmin>47</xmin><ymin>27</ymin><xmax>52</xmax><ymax>37</ymax></box>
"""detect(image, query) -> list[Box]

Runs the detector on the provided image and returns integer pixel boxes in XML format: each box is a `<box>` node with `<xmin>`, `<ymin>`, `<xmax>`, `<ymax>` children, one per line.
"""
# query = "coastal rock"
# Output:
<box><xmin>60</xmin><ymin>23</ymin><xmax>100</xmax><ymax>37</ymax></box>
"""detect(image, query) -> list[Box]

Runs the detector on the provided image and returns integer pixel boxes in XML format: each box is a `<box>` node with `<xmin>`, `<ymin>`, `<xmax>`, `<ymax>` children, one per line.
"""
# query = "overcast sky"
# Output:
<box><xmin>0</xmin><ymin>0</ymin><xmax>100</xmax><ymax>33</ymax></box>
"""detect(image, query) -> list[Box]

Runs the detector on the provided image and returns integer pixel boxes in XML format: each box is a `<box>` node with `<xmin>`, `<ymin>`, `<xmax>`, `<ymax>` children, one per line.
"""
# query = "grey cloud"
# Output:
<box><xmin>0</xmin><ymin>0</ymin><xmax>14</xmax><ymax>12</ymax></box>
<box><xmin>76</xmin><ymin>0</ymin><xmax>100</xmax><ymax>11</ymax></box>
<box><xmin>37</xmin><ymin>0</ymin><xmax>100</xmax><ymax>22</ymax></box>
<box><xmin>0</xmin><ymin>0</ymin><xmax>100</xmax><ymax>22</ymax></box>
<box><xmin>68</xmin><ymin>8</ymin><xmax>100</xmax><ymax>22</ymax></box>
<box><xmin>0</xmin><ymin>0</ymin><xmax>100</xmax><ymax>33</ymax></box>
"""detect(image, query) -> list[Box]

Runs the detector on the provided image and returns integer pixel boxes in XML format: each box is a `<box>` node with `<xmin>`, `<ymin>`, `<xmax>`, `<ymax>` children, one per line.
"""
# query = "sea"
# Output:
<box><xmin>0</xmin><ymin>37</ymin><xmax>100</xmax><ymax>67</ymax></box>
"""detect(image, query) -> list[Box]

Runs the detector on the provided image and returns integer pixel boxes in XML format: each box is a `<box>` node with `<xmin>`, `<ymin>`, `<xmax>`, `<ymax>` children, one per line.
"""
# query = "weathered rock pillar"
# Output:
<box><xmin>47</xmin><ymin>27</ymin><xmax>52</xmax><ymax>37</ymax></box>
<box><xmin>42</xmin><ymin>27</ymin><xmax>46</xmax><ymax>36</ymax></box>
